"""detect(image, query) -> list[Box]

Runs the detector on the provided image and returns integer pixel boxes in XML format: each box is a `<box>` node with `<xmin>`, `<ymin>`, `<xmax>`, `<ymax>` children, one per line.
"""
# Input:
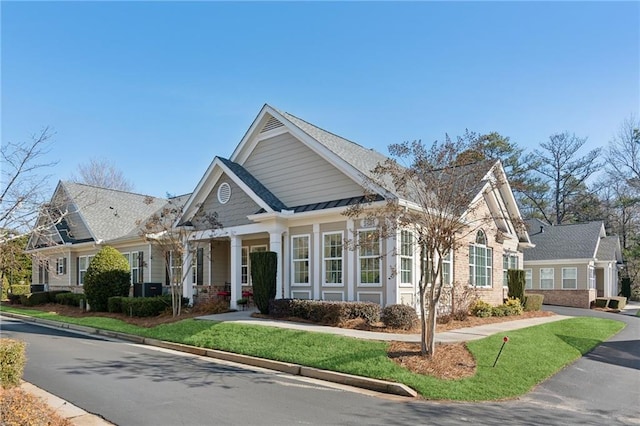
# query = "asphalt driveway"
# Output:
<box><xmin>516</xmin><ymin>305</ymin><xmax>640</xmax><ymax>424</ymax></box>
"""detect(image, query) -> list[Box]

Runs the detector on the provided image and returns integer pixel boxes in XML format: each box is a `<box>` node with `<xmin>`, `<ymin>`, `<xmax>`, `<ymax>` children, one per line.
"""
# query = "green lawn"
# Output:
<box><xmin>1</xmin><ymin>306</ymin><xmax>624</xmax><ymax>401</ymax></box>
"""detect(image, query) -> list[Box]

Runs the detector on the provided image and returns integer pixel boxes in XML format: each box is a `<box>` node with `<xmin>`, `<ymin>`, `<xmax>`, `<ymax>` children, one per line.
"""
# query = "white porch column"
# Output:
<box><xmin>282</xmin><ymin>232</ymin><xmax>290</xmax><ymax>299</ymax></box>
<box><xmin>313</xmin><ymin>224</ymin><xmax>321</xmax><ymax>300</ymax></box>
<box><xmin>270</xmin><ymin>231</ymin><xmax>283</xmax><ymax>299</ymax></box>
<box><xmin>182</xmin><ymin>244</ymin><xmax>194</xmax><ymax>305</ymax></box>
<box><xmin>230</xmin><ymin>235</ymin><xmax>242</xmax><ymax>310</ymax></box>
<box><xmin>385</xmin><ymin>233</ymin><xmax>398</xmax><ymax>306</ymax></box>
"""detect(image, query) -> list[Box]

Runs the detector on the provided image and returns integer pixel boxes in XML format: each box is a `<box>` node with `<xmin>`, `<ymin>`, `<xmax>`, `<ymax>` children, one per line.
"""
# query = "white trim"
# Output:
<box><xmin>322</xmin><ymin>230</ymin><xmax>344</xmax><ymax>287</ymax></box>
<box><xmin>524</xmin><ymin>259</ymin><xmax>594</xmax><ymax>266</ymax></box>
<box><xmin>313</xmin><ymin>224</ymin><xmax>321</xmax><ymax>300</ymax></box>
<box><xmin>291</xmin><ymin>289</ymin><xmax>312</xmax><ymax>300</ymax></box>
<box><xmin>322</xmin><ymin>291</ymin><xmax>344</xmax><ymax>301</ymax></box>
<box><xmin>346</xmin><ymin>219</ymin><xmax>355</xmax><ymax>301</ymax></box>
<box><xmin>357</xmin><ymin>291</ymin><xmax>383</xmax><ymax>305</ymax></box>
<box><xmin>290</xmin><ymin>234</ymin><xmax>311</xmax><ymax>286</ymax></box>
<box><xmin>524</xmin><ymin>268</ymin><xmax>532</xmax><ymax>289</ymax></box>
<box><xmin>357</xmin><ymin>228</ymin><xmax>382</xmax><ymax>287</ymax></box>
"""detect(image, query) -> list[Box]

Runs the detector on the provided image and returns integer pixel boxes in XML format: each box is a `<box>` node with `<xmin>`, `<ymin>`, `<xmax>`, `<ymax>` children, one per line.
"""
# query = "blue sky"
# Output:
<box><xmin>2</xmin><ymin>1</ymin><xmax>638</xmax><ymax>199</ymax></box>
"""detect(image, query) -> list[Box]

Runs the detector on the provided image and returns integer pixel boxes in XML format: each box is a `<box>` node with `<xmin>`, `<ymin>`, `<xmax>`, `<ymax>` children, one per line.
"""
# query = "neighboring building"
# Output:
<box><xmin>26</xmin><ymin>181</ymin><xmax>175</xmax><ymax>293</ymax></box>
<box><xmin>177</xmin><ymin>104</ymin><xmax>533</xmax><ymax>309</ymax></box>
<box><xmin>523</xmin><ymin>219</ymin><xmax>623</xmax><ymax>309</ymax></box>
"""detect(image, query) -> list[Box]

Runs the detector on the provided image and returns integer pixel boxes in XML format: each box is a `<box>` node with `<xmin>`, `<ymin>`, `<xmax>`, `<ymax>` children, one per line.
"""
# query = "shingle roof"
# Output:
<box><xmin>279</xmin><ymin>110</ymin><xmax>389</xmax><ymax>182</ymax></box>
<box><xmin>596</xmin><ymin>236</ymin><xmax>622</xmax><ymax>262</ymax></box>
<box><xmin>524</xmin><ymin>219</ymin><xmax>604</xmax><ymax>261</ymax></box>
<box><xmin>218</xmin><ymin>157</ymin><xmax>288</xmax><ymax>211</ymax></box>
<box><xmin>62</xmin><ymin>182</ymin><xmax>169</xmax><ymax>242</ymax></box>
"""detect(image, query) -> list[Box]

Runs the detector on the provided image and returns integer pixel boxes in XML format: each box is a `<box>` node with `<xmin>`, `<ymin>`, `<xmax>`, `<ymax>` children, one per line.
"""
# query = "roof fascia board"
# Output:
<box><xmin>216</xmin><ymin>159</ymin><xmax>274</xmax><ymax>212</ymax></box>
<box><xmin>524</xmin><ymin>258</ymin><xmax>595</xmax><ymax>265</ymax></box>
<box><xmin>62</xmin><ymin>183</ymin><xmax>100</xmax><ymax>243</ymax></box>
<box><xmin>178</xmin><ymin>160</ymin><xmax>223</xmax><ymax>227</ymax></box>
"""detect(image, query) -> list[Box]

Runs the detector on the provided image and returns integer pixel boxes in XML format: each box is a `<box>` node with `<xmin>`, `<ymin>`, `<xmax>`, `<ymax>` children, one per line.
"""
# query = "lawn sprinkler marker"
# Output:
<box><xmin>493</xmin><ymin>336</ymin><xmax>509</xmax><ymax>367</ymax></box>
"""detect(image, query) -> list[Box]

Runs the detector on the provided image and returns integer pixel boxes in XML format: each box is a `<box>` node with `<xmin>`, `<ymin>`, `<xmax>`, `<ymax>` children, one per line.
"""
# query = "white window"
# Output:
<box><xmin>169</xmin><ymin>251</ymin><xmax>182</xmax><ymax>285</ymax></box>
<box><xmin>442</xmin><ymin>250</ymin><xmax>453</xmax><ymax>285</ymax></box>
<box><xmin>56</xmin><ymin>257</ymin><xmax>67</xmax><ymax>275</ymax></box>
<box><xmin>122</xmin><ymin>252</ymin><xmax>143</xmax><ymax>284</ymax></box>
<box><xmin>78</xmin><ymin>255</ymin><xmax>94</xmax><ymax>285</ymax></box>
<box><xmin>323</xmin><ymin>232</ymin><xmax>343</xmax><ymax>285</ymax></box>
<box><xmin>291</xmin><ymin>235</ymin><xmax>310</xmax><ymax>285</ymax></box>
<box><xmin>588</xmin><ymin>265</ymin><xmax>596</xmax><ymax>289</ymax></box>
<box><xmin>562</xmin><ymin>267</ymin><xmax>577</xmax><ymax>289</ymax></box>
<box><xmin>502</xmin><ymin>253</ymin><xmax>519</xmax><ymax>286</ymax></box>
<box><xmin>469</xmin><ymin>230</ymin><xmax>492</xmax><ymax>287</ymax></box>
<box><xmin>540</xmin><ymin>268</ymin><xmax>554</xmax><ymax>289</ymax></box>
<box><xmin>400</xmin><ymin>230</ymin><xmax>413</xmax><ymax>285</ymax></box>
<box><xmin>241</xmin><ymin>247</ymin><xmax>249</xmax><ymax>284</ymax></box>
<box><xmin>525</xmin><ymin>268</ymin><xmax>532</xmax><ymax>289</ymax></box>
<box><xmin>358</xmin><ymin>229</ymin><xmax>380</xmax><ymax>285</ymax></box>
<box><xmin>191</xmin><ymin>253</ymin><xmax>197</xmax><ymax>285</ymax></box>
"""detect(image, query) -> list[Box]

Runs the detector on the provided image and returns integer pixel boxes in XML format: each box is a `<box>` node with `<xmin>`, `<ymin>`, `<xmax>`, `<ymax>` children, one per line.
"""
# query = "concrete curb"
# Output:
<box><xmin>2</xmin><ymin>311</ymin><xmax>417</xmax><ymax>398</ymax></box>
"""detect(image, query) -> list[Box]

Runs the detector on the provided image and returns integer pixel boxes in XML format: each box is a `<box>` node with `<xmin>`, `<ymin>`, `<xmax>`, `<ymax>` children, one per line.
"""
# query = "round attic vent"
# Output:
<box><xmin>217</xmin><ymin>182</ymin><xmax>231</xmax><ymax>204</ymax></box>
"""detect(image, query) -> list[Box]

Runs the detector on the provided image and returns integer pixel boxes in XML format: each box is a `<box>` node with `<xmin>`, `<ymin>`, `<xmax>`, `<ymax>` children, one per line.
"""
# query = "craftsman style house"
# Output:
<box><xmin>29</xmin><ymin>104</ymin><xmax>533</xmax><ymax>311</ymax></box>
<box><xmin>524</xmin><ymin>219</ymin><xmax>623</xmax><ymax>308</ymax></box>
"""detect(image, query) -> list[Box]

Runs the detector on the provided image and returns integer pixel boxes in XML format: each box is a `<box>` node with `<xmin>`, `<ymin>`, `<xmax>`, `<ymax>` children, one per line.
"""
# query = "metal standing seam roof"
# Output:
<box><xmin>524</xmin><ymin>218</ymin><xmax>605</xmax><ymax>261</ymax></box>
<box><xmin>61</xmin><ymin>181</ymin><xmax>169</xmax><ymax>242</ymax></box>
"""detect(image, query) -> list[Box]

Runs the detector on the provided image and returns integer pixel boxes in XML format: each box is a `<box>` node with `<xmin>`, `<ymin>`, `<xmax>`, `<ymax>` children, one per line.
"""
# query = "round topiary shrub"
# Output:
<box><xmin>84</xmin><ymin>246</ymin><xmax>131</xmax><ymax>312</ymax></box>
<box><xmin>381</xmin><ymin>304</ymin><xmax>418</xmax><ymax>330</ymax></box>
<box><xmin>470</xmin><ymin>299</ymin><xmax>493</xmax><ymax>318</ymax></box>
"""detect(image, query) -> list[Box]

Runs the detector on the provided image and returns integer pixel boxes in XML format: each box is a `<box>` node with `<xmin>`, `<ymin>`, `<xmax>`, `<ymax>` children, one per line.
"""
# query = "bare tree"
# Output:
<box><xmin>138</xmin><ymin>197</ymin><xmax>220</xmax><ymax>316</ymax></box>
<box><xmin>607</xmin><ymin>115</ymin><xmax>640</xmax><ymax>188</ymax></box>
<box><xmin>523</xmin><ymin>132</ymin><xmax>601</xmax><ymax>225</ymax></box>
<box><xmin>345</xmin><ymin>137</ymin><xmax>496</xmax><ymax>357</ymax></box>
<box><xmin>71</xmin><ymin>158</ymin><xmax>134</xmax><ymax>191</ymax></box>
<box><xmin>1</xmin><ymin>128</ymin><xmax>57</xmax><ymax>232</ymax></box>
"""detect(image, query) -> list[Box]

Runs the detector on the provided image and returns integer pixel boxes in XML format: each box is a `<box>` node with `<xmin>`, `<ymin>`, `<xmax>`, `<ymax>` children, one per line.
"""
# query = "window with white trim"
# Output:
<box><xmin>292</xmin><ymin>235</ymin><xmax>310</xmax><ymax>285</ymax></box>
<box><xmin>78</xmin><ymin>255</ymin><xmax>94</xmax><ymax>285</ymax></box>
<box><xmin>525</xmin><ymin>268</ymin><xmax>532</xmax><ymax>289</ymax></box>
<box><xmin>562</xmin><ymin>267</ymin><xmax>577</xmax><ymax>289</ymax></box>
<box><xmin>56</xmin><ymin>257</ymin><xmax>67</xmax><ymax>275</ymax></box>
<box><xmin>588</xmin><ymin>265</ymin><xmax>596</xmax><ymax>289</ymax></box>
<box><xmin>323</xmin><ymin>232</ymin><xmax>343</xmax><ymax>285</ymax></box>
<box><xmin>502</xmin><ymin>253</ymin><xmax>518</xmax><ymax>286</ymax></box>
<box><xmin>442</xmin><ymin>251</ymin><xmax>453</xmax><ymax>285</ymax></box>
<box><xmin>169</xmin><ymin>251</ymin><xmax>182</xmax><ymax>285</ymax></box>
<box><xmin>469</xmin><ymin>230</ymin><xmax>492</xmax><ymax>287</ymax></box>
<box><xmin>358</xmin><ymin>229</ymin><xmax>380</xmax><ymax>285</ymax></box>
<box><xmin>400</xmin><ymin>230</ymin><xmax>413</xmax><ymax>284</ymax></box>
<box><xmin>241</xmin><ymin>247</ymin><xmax>249</xmax><ymax>284</ymax></box>
<box><xmin>540</xmin><ymin>267</ymin><xmax>554</xmax><ymax>289</ymax></box>
<box><xmin>122</xmin><ymin>252</ymin><xmax>143</xmax><ymax>284</ymax></box>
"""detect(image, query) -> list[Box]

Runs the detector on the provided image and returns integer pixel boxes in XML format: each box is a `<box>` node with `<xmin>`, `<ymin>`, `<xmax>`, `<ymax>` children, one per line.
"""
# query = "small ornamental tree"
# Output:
<box><xmin>84</xmin><ymin>245</ymin><xmax>130</xmax><ymax>311</ymax></box>
<box><xmin>507</xmin><ymin>269</ymin><xmax>526</xmax><ymax>303</ymax></box>
<box><xmin>250</xmin><ymin>251</ymin><xmax>277</xmax><ymax>314</ymax></box>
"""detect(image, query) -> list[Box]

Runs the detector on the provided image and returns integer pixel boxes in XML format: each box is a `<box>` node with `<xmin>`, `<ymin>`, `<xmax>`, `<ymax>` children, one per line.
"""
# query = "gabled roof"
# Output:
<box><xmin>524</xmin><ymin>219</ymin><xmax>605</xmax><ymax>261</ymax></box>
<box><xmin>217</xmin><ymin>158</ymin><xmax>287</xmax><ymax>211</ymax></box>
<box><xmin>596</xmin><ymin>235</ymin><xmax>623</xmax><ymax>263</ymax></box>
<box><xmin>30</xmin><ymin>181</ymin><xmax>170</xmax><ymax>249</ymax></box>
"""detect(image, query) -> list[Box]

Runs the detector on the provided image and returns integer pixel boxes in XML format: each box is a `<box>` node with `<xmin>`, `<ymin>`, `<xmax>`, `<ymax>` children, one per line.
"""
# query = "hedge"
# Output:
<box><xmin>0</xmin><ymin>338</ymin><xmax>26</xmax><ymax>389</ymax></box>
<box><xmin>269</xmin><ymin>299</ymin><xmax>380</xmax><ymax>325</ymax></box>
<box><xmin>55</xmin><ymin>292</ymin><xmax>86</xmax><ymax>306</ymax></box>
<box><xmin>524</xmin><ymin>294</ymin><xmax>544</xmax><ymax>311</ymax></box>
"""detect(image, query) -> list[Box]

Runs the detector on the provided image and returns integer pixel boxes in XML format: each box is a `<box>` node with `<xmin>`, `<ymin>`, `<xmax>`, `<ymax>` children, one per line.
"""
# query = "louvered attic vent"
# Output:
<box><xmin>261</xmin><ymin>115</ymin><xmax>284</xmax><ymax>133</ymax></box>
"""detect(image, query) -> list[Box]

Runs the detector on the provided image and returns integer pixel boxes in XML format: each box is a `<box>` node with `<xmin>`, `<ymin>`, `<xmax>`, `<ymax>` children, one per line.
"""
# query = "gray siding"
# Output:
<box><xmin>243</xmin><ymin>132</ymin><xmax>365</xmax><ymax>208</ymax></box>
<box><xmin>196</xmin><ymin>174</ymin><xmax>260</xmax><ymax>228</ymax></box>
<box><xmin>211</xmin><ymin>240</ymin><xmax>230</xmax><ymax>285</ymax></box>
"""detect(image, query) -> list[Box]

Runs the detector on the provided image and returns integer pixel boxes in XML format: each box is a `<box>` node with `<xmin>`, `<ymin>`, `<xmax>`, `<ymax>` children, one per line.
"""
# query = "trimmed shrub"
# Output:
<box><xmin>55</xmin><ymin>292</ymin><xmax>86</xmax><ymax>306</ymax></box>
<box><xmin>47</xmin><ymin>290</ymin><xmax>71</xmax><ymax>302</ymax></box>
<box><xmin>84</xmin><ymin>246</ymin><xmax>131</xmax><ymax>312</ymax></box>
<box><xmin>19</xmin><ymin>292</ymin><xmax>50</xmax><ymax>307</ymax></box>
<box><xmin>470</xmin><ymin>300</ymin><xmax>493</xmax><ymax>318</ymax></box>
<box><xmin>119</xmin><ymin>295</ymin><xmax>185</xmax><ymax>317</ymax></box>
<box><xmin>7</xmin><ymin>293</ymin><xmax>22</xmax><ymax>304</ymax></box>
<box><xmin>250</xmin><ymin>251</ymin><xmax>278</xmax><ymax>314</ymax></box>
<box><xmin>268</xmin><ymin>299</ymin><xmax>380</xmax><ymax>325</ymax></box>
<box><xmin>108</xmin><ymin>296</ymin><xmax>125</xmax><ymax>313</ymax></box>
<box><xmin>524</xmin><ymin>294</ymin><xmax>544</xmax><ymax>311</ymax></box>
<box><xmin>620</xmin><ymin>278</ymin><xmax>631</xmax><ymax>299</ymax></box>
<box><xmin>507</xmin><ymin>269</ymin><xmax>526</xmax><ymax>303</ymax></box>
<box><xmin>0</xmin><ymin>338</ymin><xmax>26</xmax><ymax>389</ymax></box>
<box><xmin>492</xmin><ymin>304</ymin><xmax>508</xmax><ymax>317</ymax></box>
<box><xmin>381</xmin><ymin>304</ymin><xmax>418</xmax><ymax>330</ymax></box>
<box><xmin>504</xmin><ymin>298</ymin><xmax>524</xmax><ymax>316</ymax></box>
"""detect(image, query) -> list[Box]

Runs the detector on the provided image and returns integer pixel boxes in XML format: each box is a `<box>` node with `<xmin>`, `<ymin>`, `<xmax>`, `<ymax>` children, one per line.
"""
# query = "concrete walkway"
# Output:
<box><xmin>196</xmin><ymin>309</ymin><xmax>573</xmax><ymax>343</ymax></box>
